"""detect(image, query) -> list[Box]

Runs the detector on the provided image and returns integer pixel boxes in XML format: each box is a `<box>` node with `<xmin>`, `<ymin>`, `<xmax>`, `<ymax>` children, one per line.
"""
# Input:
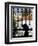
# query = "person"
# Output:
<box><xmin>22</xmin><ymin>23</ymin><xmax>29</xmax><ymax>37</ymax></box>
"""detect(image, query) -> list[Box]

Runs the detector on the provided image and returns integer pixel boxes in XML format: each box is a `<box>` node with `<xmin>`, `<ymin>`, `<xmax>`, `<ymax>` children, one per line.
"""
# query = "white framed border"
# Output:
<box><xmin>9</xmin><ymin>4</ymin><xmax>36</xmax><ymax>42</ymax></box>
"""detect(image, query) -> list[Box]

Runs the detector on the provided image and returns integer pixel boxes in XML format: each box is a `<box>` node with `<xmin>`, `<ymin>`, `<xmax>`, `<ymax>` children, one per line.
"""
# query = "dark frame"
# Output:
<box><xmin>5</xmin><ymin>2</ymin><xmax>37</xmax><ymax>44</ymax></box>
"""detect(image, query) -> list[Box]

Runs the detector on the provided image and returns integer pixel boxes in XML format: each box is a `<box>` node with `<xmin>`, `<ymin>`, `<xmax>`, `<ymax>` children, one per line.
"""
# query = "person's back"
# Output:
<box><xmin>22</xmin><ymin>24</ymin><xmax>29</xmax><ymax>37</ymax></box>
